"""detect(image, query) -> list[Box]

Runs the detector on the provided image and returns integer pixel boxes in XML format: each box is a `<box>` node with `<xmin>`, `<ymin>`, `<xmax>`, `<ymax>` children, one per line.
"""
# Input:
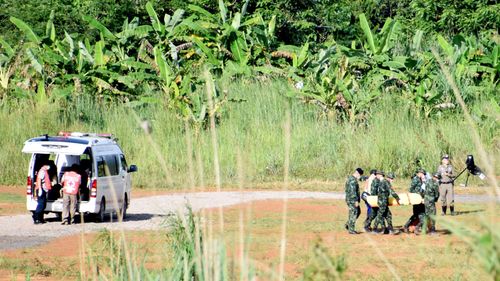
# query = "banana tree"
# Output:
<box><xmin>436</xmin><ymin>34</ymin><xmax>499</xmax><ymax>103</ymax></box>
<box><xmin>300</xmin><ymin>49</ymin><xmax>378</xmax><ymax>123</ymax></box>
<box><xmin>0</xmin><ymin>37</ymin><xmax>16</xmax><ymax>93</ymax></box>
<box><xmin>179</xmin><ymin>0</ymin><xmax>278</xmax><ymax>75</ymax></box>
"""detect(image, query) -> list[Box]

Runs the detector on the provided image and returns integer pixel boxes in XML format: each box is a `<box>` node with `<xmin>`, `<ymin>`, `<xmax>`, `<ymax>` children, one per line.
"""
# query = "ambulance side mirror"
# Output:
<box><xmin>128</xmin><ymin>165</ymin><xmax>138</xmax><ymax>173</ymax></box>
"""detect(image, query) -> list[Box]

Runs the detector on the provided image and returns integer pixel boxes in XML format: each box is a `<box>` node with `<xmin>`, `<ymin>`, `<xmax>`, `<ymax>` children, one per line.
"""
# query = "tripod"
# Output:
<box><xmin>452</xmin><ymin>167</ymin><xmax>471</xmax><ymax>187</ymax></box>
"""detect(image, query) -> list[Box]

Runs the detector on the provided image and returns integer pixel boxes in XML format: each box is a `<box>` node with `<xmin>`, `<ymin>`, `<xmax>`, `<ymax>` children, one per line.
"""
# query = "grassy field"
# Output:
<box><xmin>1</xmin><ymin>78</ymin><xmax>498</xmax><ymax>280</ymax></box>
<box><xmin>0</xmin><ymin>186</ymin><xmax>25</xmax><ymax>216</ymax></box>
<box><xmin>0</xmin><ymin>80</ymin><xmax>498</xmax><ymax>189</ymax></box>
<box><xmin>0</xmin><ymin>199</ymin><xmax>497</xmax><ymax>280</ymax></box>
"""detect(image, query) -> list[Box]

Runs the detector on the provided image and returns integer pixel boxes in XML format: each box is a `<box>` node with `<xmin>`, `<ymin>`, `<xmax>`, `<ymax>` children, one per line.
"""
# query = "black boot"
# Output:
<box><xmin>441</xmin><ymin>206</ymin><xmax>447</xmax><ymax>216</ymax></box>
<box><xmin>450</xmin><ymin>206</ymin><xmax>455</xmax><ymax>216</ymax></box>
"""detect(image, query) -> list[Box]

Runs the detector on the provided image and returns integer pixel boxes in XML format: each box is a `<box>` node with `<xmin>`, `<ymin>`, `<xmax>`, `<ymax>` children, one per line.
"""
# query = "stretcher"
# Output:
<box><xmin>366</xmin><ymin>193</ymin><xmax>423</xmax><ymax>207</ymax></box>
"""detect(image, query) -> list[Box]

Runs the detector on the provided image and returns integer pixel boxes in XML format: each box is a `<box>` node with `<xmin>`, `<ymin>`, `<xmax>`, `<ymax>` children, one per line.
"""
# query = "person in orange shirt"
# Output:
<box><xmin>61</xmin><ymin>164</ymin><xmax>82</xmax><ymax>225</ymax></box>
<box><xmin>33</xmin><ymin>164</ymin><xmax>53</xmax><ymax>224</ymax></box>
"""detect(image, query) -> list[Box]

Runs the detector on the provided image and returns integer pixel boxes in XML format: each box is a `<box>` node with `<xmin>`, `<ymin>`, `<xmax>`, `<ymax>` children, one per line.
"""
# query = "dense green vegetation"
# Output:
<box><xmin>1</xmin><ymin>81</ymin><xmax>498</xmax><ymax>187</ymax></box>
<box><xmin>1</xmin><ymin>0</ymin><xmax>498</xmax><ymax>45</ymax></box>
<box><xmin>0</xmin><ymin>1</ymin><xmax>498</xmax><ymax>187</ymax></box>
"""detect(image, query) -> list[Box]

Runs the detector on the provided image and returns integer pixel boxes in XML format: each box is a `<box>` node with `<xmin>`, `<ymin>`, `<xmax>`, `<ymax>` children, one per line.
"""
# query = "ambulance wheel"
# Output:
<box><xmin>118</xmin><ymin>194</ymin><xmax>128</xmax><ymax>221</ymax></box>
<box><xmin>97</xmin><ymin>199</ymin><xmax>106</xmax><ymax>222</ymax></box>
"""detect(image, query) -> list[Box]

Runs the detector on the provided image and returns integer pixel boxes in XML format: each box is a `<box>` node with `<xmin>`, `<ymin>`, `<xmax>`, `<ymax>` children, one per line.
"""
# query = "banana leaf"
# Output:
<box><xmin>45</xmin><ymin>11</ymin><xmax>56</xmax><ymax>43</ymax></box>
<box><xmin>412</xmin><ymin>30</ymin><xmax>424</xmax><ymax>52</ymax></box>
<box><xmin>192</xmin><ymin>37</ymin><xmax>220</xmax><ymax>66</ymax></box>
<box><xmin>230</xmin><ymin>34</ymin><xmax>248</xmax><ymax>65</ymax></box>
<box><xmin>10</xmin><ymin>17</ymin><xmax>41</xmax><ymax>44</ymax></box>
<box><xmin>378</xmin><ymin>20</ymin><xmax>398</xmax><ymax>54</ymax></box>
<box><xmin>218</xmin><ymin>0</ymin><xmax>227</xmax><ymax>23</ymax></box>
<box><xmin>241</xmin><ymin>0</ymin><xmax>250</xmax><ymax>17</ymax></box>
<box><xmin>78</xmin><ymin>41</ymin><xmax>94</xmax><ymax>64</ymax></box>
<box><xmin>188</xmin><ymin>5</ymin><xmax>217</xmax><ymax>21</ymax></box>
<box><xmin>0</xmin><ymin>37</ymin><xmax>15</xmax><ymax>57</ymax></box>
<box><xmin>64</xmin><ymin>32</ymin><xmax>75</xmax><ymax>59</ymax></box>
<box><xmin>181</xmin><ymin>17</ymin><xmax>210</xmax><ymax>35</ymax></box>
<box><xmin>359</xmin><ymin>14</ymin><xmax>376</xmax><ymax>54</ymax></box>
<box><xmin>118</xmin><ymin>25</ymin><xmax>153</xmax><ymax>39</ymax></box>
<box><xmin>296</xmin><ymin>43</ymin><xmax>309</xmax><ymax>68</ymax></box>
<box><xmin>41</xmin><ymin>47</ymin><xmax>65</xmax><ymax>65</ymax></box>
<box><xmin>383</xmin><ymin>60</ymin><xmax>406</xmax><ymax>70</ymax></box>
<box><xmin>168</xmin><ymin>9</ymin><xmax>185</xmax><ymax>34</ymax></box>
<box><xmin>146</xmin><ymin>1</ymin><xmax>165</xmax><ymax>33</ymax></box>
<box><xmin>268</xmin><ymin>15</ymin><xmax>276</xmax><ymax>37</ymax></box>
<box><xmin>231</xmin><ymin>13</ymin><xmax>241</xmax><ymax>30</ymax></box>
<box><xmin>154</xmin><ymin>46</ymin><xmax>172</xmax><ymax>86</ymax></box>
<box><xmin>83</xmin><ymin>16</ymin><xmax>116</xmax><ymax>40</ymax></box>
<box><xmin>113</xmin><ymin>75</ymin><xmax>137</xmax><ymax>89</ymax></box>
<box><xmin>26</xmin><ymin>49</ymin><xmax>43</xmax><ymax>74</ymax></box>
<box><xmin>437</xmin><ymin>35</ymin><xmax>454</xmax><ymax>59</ymax></box>
<box><xmin>94</xmin><ymin>41</ymin><xmax>105</xmax><ymax>67</ymax></box>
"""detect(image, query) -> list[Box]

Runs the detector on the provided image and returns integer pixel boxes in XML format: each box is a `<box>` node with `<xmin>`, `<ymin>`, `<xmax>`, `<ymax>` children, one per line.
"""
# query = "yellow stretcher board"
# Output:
<box><xmin>366</xmin><ymin>193</ymin><xmax>423</xmax><ymax>207</ymax></box>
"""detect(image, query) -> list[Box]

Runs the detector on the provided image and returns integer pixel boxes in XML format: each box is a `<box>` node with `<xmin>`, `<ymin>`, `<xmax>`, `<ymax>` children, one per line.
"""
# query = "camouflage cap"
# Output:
<box><xmin>387</xmin><ymin>172</ymin><xmax>396</xmax><ymax>179</ymax></box>
<box><xmin>369</xmin><ymin>169</ymin><xmax>377</xmax><ymax>175</ymax></box>
<box><xmin>416</xmin><ymin>168</ymin><xmax>426</xmax><ymax>174</ymax></box>
<box><xmin>375</xmin><ymin>170</ymin><xmax>385</xmax><ymax>176</ymax></box>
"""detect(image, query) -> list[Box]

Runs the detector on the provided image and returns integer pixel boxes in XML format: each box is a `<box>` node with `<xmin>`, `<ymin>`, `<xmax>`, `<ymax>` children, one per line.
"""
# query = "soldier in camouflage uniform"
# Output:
<box><xmin>403</xmin><ymin>169</ymin><xmax>426</xmax><ymax>232</ymax></box>
<box><xmin>373</xmin><ymin>171</ymin><xmax>400</xmax><ymax>235</ymax></box>
<box><xmin>416</xmin><ymin>172</ymin><xmax>441</xmax><ymax>234</ymax></box>
<box><xmin>344</xmin><ymin>168</ymin><xmax>364</xmax><ymax>234</ymax></box>
<box><xmin>363</xmin><ymin>169</ymin><xmax>379</xmax><ymax>232</ymax></box>
<box><xmin>437</xmin><ymin>154</ymin><xmax>455</xmax><ymax>215</ymax></box>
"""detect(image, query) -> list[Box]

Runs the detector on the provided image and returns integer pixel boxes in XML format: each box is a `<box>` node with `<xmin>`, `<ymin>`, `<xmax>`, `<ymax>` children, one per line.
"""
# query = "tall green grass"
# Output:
<box><xmin>0</xmin><ymin>79</ymin><xmax>498</xmax><ymax>188</ymax></box>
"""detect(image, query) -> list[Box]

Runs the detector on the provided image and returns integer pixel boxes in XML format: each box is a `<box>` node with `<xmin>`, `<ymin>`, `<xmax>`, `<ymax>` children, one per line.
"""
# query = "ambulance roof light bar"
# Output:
<box><xmin>58</xmin><ymin>131</ymin><xmax>113</xmax><ymax>139</ymax></box>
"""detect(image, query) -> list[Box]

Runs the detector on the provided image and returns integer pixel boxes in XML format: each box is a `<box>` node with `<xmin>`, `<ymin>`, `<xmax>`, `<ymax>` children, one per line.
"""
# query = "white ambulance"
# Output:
<box><xmin>22</xmin><ymin>132</ymin><xmax>137</xmax><ymax>222</ymax></box>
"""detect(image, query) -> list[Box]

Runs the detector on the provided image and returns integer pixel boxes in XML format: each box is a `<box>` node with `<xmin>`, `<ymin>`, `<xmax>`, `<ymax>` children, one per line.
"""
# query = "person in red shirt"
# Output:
<box><xmin>61</xmin><ymin>164</ymin><xmax>82</xmax><ymax>225</ymax></box>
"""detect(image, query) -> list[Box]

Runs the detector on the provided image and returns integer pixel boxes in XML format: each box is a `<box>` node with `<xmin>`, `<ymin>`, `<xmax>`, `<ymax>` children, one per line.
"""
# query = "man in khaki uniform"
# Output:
<box><xmin>437</xmin><ymin>154</ymin><xmax>455</xmax><ymax>215</ymax></box>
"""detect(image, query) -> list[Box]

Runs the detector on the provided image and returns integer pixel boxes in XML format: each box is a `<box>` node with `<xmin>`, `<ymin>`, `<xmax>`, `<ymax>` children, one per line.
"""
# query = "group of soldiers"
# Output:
<box><xmin>344</xmin><ymin>154</ymin><xmax>455</xmax><ymax>235</ymax></box>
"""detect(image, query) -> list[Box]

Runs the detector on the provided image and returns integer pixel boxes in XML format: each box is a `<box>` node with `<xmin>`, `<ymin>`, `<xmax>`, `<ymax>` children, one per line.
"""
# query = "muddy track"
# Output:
<box><xmin>0</xmin><ymin>191</ymin><xmax>497</xmax><ymax>251</ymax></box>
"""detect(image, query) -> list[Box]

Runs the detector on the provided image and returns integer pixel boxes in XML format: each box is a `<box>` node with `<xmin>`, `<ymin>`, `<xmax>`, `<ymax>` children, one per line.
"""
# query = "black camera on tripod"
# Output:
<box><xmin>455</xmin><ymin>155</ymin><xmax>486</xmax><ymax>186</ymax></box>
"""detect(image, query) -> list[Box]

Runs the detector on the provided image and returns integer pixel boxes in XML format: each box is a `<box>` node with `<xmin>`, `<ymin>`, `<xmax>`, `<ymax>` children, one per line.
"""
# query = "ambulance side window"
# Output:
<box><xmin>104</xmin><ymin>155</ymin><xmax>119</xmax><ymax>176</ymax></box>
<box><xmin>120</xmin><ymin>155</ymin><xmax>128</xmax><ymax>171</ymax></box>
<box><xmin>97</xmin><ymin>157</ymin><xmax>107</xmax><ymax>177</ymax></box>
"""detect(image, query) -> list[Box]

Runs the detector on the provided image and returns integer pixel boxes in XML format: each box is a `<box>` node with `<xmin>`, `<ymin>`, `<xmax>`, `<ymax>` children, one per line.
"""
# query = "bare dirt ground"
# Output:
<box><xmin>0</xmin><ymin>188</ymin><xmax>497</xmax><ymax>252</ymax></box>
<box><xmin>1</xmin><ymin>197</ymin><xmax>497</xmax><ymax>281</ymax></box>
<box><xmin>0</xmin><ymin>191</ymin><xmax>345</xmax><ymax>251</ymax></box>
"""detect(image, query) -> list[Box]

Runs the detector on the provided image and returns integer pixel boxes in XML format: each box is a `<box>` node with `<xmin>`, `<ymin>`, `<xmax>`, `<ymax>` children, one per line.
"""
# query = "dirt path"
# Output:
<box><xmin>0</xmin><ymin>191</ymin><xmax>496</xmax><ymax>251</ymax></box>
